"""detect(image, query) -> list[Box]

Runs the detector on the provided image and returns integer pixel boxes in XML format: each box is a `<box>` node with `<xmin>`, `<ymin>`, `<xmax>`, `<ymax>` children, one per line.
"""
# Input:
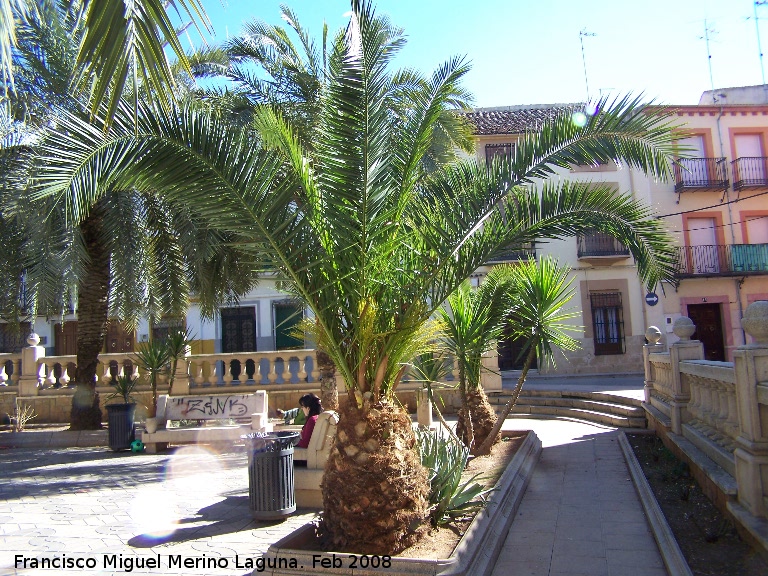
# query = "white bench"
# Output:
<box><xmin>142</xmin><ymin>392</ymin><xmax>271</xmax><ymax>453</ymax></box>
<box><xmin>293</xmin><ymin>410</ymin><xmax>339</xmax><ymax>508</ymax></box>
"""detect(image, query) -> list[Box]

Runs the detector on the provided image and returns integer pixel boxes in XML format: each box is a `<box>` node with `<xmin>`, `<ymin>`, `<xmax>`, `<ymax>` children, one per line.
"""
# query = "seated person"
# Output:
<box><xmin>296</xmin><ymin>393</ymin><xmax>323</xmax><ymax>449</ymax></box>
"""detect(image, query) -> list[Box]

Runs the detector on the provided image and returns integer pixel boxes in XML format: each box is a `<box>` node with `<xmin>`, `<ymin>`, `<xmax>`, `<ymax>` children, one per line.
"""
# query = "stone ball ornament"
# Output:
<box><xmin>741</xmin><ymin>300</ymin><xmax>768</xmax><ymax>345</ymax></box>
<box><xmin>645</xmin><ymin>326</ymin><xmax>662</xmax><ymax>345</ymax></box>
<box><xmin>672</xmin><ymin>317</ymin><xmax>696</xmax><ymax>341</ymax></box>
<box><xmin>26</xmin><ymin>333</ymin><xmax>40</xmax><ymax>347</ymax></box>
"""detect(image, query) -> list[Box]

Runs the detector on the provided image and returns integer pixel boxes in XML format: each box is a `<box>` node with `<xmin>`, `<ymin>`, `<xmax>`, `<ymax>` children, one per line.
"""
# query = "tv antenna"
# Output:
<box><xmin>700</xmin><ymin>20</ymin><xmax>718</xmax><ymax>95</ymax></box>
<box><xmin>750</xmin><ymin>1</ymin><xmax>768</xmax><ymax>85</ymax></box>
<box><xmin>579</xmin><ymin>29</ymin><xmax>596</xmax><ymax>101</ymax></box>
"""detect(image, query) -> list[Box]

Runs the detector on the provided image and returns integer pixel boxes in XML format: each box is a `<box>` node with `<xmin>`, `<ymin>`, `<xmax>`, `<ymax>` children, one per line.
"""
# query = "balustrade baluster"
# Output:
<box><xmin>310</xmin><ymin>354</ymin><xmax>320</xmax><ymax>382</ymax></box>
<box><xmin>268</xmin><ymin>357</ymin><xmax>279</xmax><ymax>383</ymax></box>
<box><xmin>192</xmin><ymin>361</ymin><xmax>204</xmax><ymax>386</ymax></box>
<box><xmin>297</xmin><ymin>356</ymin><xmax>308</xmax><ymax>381</ymax></box>
<box><xmin>690</xmin><ymin>379</ymin><xmax>702</xmax><ymax>420</ymax></box>
<box><xmin>206</xmin><ymin>361</ymin><xmax>220</xmax><ymax>387</ymax></box>
<box><xmin>698</xmin><ymin>381</ymin><xmax>712</xmax><ymax>425</ymax></box>
<box><xmin>726</xmin><ymin>388</ymin><xmax>739</xmax><ymax>438</ymax></box>
<box><xmin>61</xmin><ymin>367</ymin><xmax>71</xmax><ymax>387</ymax></box>
<box><xmin>46</xmin><ymin>365</ymin><xmax>57</xmax><ymax>388</ymax></box>
<box><xmin>101</xmin><ymin>362</ymin><xmax>112</xmax><ymax>385</ymax></box>
<box><xmin>222</xmin><ymin>359</ymin><xmax>234</xmax><ymax>385</ymax></box>
<box><xmin>15</xmin><ymin>359</ymin><xmax>22</xmax><ymax>385</ymax></box>
<box><xmin>0</xmin><ymin>364</ymin><xmax>7</xmax><ymax>386</ymax></box>
<box><xmin>716</xmin><ymin>383</ymin><xmax>729</xmax><ymax>433</ymax></box>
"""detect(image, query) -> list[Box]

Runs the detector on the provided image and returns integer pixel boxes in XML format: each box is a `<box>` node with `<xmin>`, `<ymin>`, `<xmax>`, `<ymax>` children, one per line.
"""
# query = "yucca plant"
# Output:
<box><xmin>164</xmin><ymin>329</ymin><xmax>194</xmax><ymax>395</ymax></box>
<box><xmin>474</xmin><ymin>257</ymin><xmax>582</xmax><ymax>456</ymax></box>
<box><xmin>133</xmin><ymin>339</ymin><xmax>170</xmax><ymax>419</ymax></box>
<box><xmin>439</xmin><ymin>266</ymin><xmax>520</xmax><ymax>453</ymax></box>
<box><xmin>416</xmin><ymin>427</ymin><xmax>492</xmax><ymax>526</ymax></box>
<box><xmin>32</xmin><ymin>0</ymin><xmax>678</xmax><ymax>555</ymax></box>
<box><xmin>107</xmin><ymin>374</ymin><xmax>139</xmax><ymax>405</ymax></box>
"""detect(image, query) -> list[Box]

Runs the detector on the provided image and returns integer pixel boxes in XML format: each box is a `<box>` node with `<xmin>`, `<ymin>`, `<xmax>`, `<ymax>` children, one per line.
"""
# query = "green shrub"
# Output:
<box><xmin>415</xmin><ymin>427</ymin><xmax>493</xmax><ymax>526</ymax></box>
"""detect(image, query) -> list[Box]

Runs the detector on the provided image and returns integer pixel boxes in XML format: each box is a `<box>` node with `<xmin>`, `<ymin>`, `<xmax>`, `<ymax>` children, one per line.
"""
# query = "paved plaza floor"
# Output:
<box><xmin>0</xmin><ymin>376</ymin><xmax>669</xmax><ymax>576</ymax></box>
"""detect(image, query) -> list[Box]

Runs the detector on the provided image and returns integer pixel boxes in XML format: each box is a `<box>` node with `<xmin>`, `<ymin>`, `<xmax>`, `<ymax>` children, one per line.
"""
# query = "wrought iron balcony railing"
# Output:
<box><xmin>675</xmin><ymin>244</ymin><xmax>768</xmax><ymax>277</ymax></box>
<box><xmin>577</xmin><ymin>232</ymin><xmax>630</xmax><ymax>258</ymax></box>
<box><xmin>732</xmin><ymin>157</ymin><xmax>768</xmax><ymax>190</ymax></box>
<box><xmin>673</xmin><ymin>157</ymin><xmax>728</xmax><ymax>193</ymax></box>
<box><xmin>487</xmin><ymin>242</ymin><xmax>535</xmax><ymax>263</ymax></box>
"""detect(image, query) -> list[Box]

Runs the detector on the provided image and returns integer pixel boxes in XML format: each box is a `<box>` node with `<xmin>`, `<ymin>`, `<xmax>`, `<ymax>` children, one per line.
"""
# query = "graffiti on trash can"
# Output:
<box><xmin>167</xmin><ymin>395</ymin><xmax>257</xmax><ymax>419</ymax></box>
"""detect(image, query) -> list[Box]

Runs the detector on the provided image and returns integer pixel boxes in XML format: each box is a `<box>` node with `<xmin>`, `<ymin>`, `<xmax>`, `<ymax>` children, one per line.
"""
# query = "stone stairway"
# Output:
<box><xmin>486</xmin><ymin>389</ymin><xmax>647</xmax><ymax>428</ymax></box>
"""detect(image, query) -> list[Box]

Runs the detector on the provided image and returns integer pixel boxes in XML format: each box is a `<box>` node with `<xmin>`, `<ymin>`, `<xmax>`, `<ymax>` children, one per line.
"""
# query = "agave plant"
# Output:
<box><xmin>416</xmin><ymin>427</ymin><xmax>492</xmax><ymax>526</ymax></box>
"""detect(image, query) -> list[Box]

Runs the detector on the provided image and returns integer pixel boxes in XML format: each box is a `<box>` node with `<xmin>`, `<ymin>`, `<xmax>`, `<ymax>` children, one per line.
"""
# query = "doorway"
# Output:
<box><xmin>687</xmin><ymin>303</ymin><xmax>725</xmax><ymax>361</ymax></box>
<box><xmin>274</xmin><ymin>301</ymin><xmax>304</xmax><ymax>350</ymax></box>
<box><xmin>498</xmin><ymin>325</ymin><xmax>537</xmax><ymax>371</ymax></box>
<box><xmin>220</xmin><ymin>306</ymin><xmax>257</xmax><ymax>353</ymax></box>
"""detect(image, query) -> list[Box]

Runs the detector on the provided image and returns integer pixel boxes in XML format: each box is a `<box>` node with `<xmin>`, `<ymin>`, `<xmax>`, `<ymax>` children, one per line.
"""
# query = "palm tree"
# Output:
<box><xmin>1</xmin><ymin>0</ymin><xmax>210</xmax><ymax>124</ymax></box>
<box><xmin>2</xmin><ymin>1</ymin><xmax>261</xmax><ymax>429</ymax></box>
<box><xmin>473</xmin><ymin>257</ymin><xmax>581</xmax><ymax>456</ymax></box>
<box><xmin>439</xmin><ymin>266</ymin><xmax>518</xmax><ymax>453</ymax></box>
<box><xmin>32</xmin><ymin>0</ymin><xmax>679</xmax><ymax>555</ymax></box>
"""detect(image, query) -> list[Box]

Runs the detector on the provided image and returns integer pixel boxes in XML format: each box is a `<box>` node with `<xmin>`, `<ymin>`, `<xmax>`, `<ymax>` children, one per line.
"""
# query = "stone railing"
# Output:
<box><xmin>642</xmin><ymin>302</ymin><xmax>768</xmax><ymax>549</ymax></box>
<box><xmin>0</xmin><ymin>353</ymin><xmax>21</xmax><ymax>387</ymax></box>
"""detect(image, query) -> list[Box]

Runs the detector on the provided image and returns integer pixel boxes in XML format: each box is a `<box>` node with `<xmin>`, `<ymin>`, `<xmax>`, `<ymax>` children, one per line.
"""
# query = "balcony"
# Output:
<box><xmin>675</xmin><ymin>244</ymin><xmax>768</xmax><ymax>278</ymax></box>
<box><xmin>577</xmin><ymin>232</ymin><xmax>630</xmax><ymax>266</ymax></box>
<box><xmin>732</xmin><ymin>157</ymin><xmax>768</xmax><ymax>190</ymax></box>
<box><xmin>487</xmin><ymin>242</ymin><xmax>535</xmax><ymax>263</ymax></box>
<box><xmin>673</xmin><ymin>157</ymin><xmax>728</xmax><ymax>193</ymax></box>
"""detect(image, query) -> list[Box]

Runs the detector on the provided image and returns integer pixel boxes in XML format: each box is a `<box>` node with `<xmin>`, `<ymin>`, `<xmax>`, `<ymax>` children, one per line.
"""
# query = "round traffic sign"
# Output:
<box><xmin>645</xmin><ymin>292</ymin><xmax>659</xmax><ymax>306</ymax></box>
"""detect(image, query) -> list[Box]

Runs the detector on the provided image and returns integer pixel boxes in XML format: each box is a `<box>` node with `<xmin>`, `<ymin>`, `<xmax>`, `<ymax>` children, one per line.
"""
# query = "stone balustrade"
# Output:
<box><xmin>642</xmin><ymin>301</ymin><xmax>768</xmax><ymax>552</ymax></box>
<box><xmin>0</xmin><ymin>353</ymin><xmax>21</xmax><ymax>387</ymax></box>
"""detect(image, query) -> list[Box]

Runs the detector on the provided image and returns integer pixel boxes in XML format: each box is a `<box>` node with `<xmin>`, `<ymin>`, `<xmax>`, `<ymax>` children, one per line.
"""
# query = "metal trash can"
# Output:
<box><xmin>106</xmin><ymin>403</ymin><xmax>136</xmax><ymax>451</ymax></box>
<box><xmin>243</xmin><ymin>431</ymin><xmax>300</xmax><ymax>519</ymax></box>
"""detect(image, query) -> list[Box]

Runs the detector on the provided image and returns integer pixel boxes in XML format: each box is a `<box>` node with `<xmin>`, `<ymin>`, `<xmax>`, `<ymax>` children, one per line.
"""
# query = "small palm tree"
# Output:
<box><xmin>474</xmin><ymin>257</ymin><xmax>581</xmax><ymax>456</ymax></box>
<box><xmin>439</xmin><ymin>266</ymin><xmax>518</xmax><ymax>452</ymax></box>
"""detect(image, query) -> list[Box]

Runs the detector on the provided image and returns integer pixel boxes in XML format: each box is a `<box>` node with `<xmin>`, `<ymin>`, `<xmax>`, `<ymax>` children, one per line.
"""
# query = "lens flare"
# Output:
<box><xmin>130</xmin><ymin>487</ymin><xmax>179</xmax><ymax>540</ymax></box>
<box><xmin>572</xmin><ymin>111</ymin><xmax>588</xmax><ymax>127</ymax></box>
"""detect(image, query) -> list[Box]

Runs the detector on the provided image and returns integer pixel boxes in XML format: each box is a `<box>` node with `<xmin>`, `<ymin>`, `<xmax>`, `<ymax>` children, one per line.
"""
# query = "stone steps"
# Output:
<box><xmin>486</xmin><ymin>389</ymin><xmax>647</xmax><ymax>428</ymax></box>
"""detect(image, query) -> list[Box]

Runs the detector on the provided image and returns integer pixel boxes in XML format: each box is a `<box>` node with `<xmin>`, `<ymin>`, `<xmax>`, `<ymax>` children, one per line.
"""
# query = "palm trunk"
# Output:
<box><xmin>467</xmin><ymin>386</ymin><xmax>499</xmax><ymax>455</ymax></box>
<box><xmin>316</xmin><ymin>349</ymin><xmax>338</xmax><ymax>410</ymax></box>
<box><xmin>474</xmin><ymin>346</ymin><xmax>537</xmax><ymax>456</ymax></box>
<box><xmin>321</xmin><ymin>396</ymin><xmax>430</xmax><ymax>554</ymax></box>
<box><xmin>455</xmin><ymin>362</ymin><xmax>475</xmax><ymax>449</ymax></box>
<box><xmin>69</xmin><ymin>204</ymin><xmax>110</xmax><ymax>430</ymax></box>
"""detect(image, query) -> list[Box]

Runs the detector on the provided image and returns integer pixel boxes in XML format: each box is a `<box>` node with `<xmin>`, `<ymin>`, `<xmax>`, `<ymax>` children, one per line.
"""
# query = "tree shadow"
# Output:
<box><xmin>127</xmin><ymin>495</ymin><xmax>290</xmax><ymax>547</ymax></box>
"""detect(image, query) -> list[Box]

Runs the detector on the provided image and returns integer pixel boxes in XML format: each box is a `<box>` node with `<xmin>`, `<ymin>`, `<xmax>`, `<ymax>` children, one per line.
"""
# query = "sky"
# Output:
<box><xmin>186</xmin><ymin>0</ymin><xmax>763</xmax><ymax>108</ymax></box>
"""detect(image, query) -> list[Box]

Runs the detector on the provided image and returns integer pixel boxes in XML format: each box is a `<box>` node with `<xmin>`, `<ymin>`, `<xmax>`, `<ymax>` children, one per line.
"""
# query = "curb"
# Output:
<box><xmin>618</xmin><ymin>431</ymin><xmax>693</xmax><ymax>576</ymax></box>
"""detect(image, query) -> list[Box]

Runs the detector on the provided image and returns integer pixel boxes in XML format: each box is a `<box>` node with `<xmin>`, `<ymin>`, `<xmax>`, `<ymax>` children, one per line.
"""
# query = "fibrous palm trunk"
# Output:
<box><xmin>321</xmin><ymin>397</ymin><xmax>430</xmax><ymax>554</ymax></box>
<box><xmin>456</xmin><ymin>386</ymin><xmax>498</xmax><ymax>453</ymax></box>
<box><xmin>69</xmin><ymin>204</ymin><xmax>110</xmax><ymax>430</ymax></box>
<box><xmin>316</xmin><ymin>350</ymin><xmax>338</xmax><ymax>411</ymax></box>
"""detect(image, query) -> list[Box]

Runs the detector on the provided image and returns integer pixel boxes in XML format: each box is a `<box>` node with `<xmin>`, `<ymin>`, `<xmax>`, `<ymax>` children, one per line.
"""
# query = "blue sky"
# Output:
<box><xmin>187</xmin><ymin>0</ymin><xmax>760</xmax><ymax>108</ymax></box>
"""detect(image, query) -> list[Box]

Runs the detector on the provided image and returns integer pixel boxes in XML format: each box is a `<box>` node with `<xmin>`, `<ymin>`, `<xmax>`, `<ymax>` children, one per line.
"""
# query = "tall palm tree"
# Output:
<box><xmin>474</xmin><ymin>257</ymin><xmax>581</xmax><ymax>456</ymax></box>
<box><xmin>438</xmin><ymin>267</ymin><xmax>517</xmax><ymax>452</ymax></box>
<box><xmin>3</xmin><ymin>0</ymin><xmax>260</xmax><ymax>429</ymax></box>
<box><xmin>32</xmin><ymin>0</ymin><xmax>679</xmax><ymax>555</ymax></box>
<box><xmin>1</xmin><ymin>0</ymin><xmax>209</xmax><ymax>124</ymax></box>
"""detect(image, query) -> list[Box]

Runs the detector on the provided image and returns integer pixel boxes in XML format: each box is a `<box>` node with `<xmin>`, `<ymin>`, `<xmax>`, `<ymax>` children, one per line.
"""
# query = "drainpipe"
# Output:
<box><xmin>713</xmin><ymin>95</ymin><xmax>746</xmax><ymax>346</ymax></box>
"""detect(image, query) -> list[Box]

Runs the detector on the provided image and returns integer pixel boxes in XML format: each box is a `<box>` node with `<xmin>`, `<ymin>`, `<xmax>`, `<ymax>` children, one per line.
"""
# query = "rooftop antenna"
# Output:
<box><xmin>700</xmin><ymin>20</ymin><xmax>718</xmax><ymax>97</ymax></box>
<box><xmin>579</xmin><ymin>29</ymin><xmax>596</xmax><ymax>102</ymax></box>
<box><xmin>753</xmin><ymin>1</ymin><xmax>768</xmax><ymax>85</ymax></box>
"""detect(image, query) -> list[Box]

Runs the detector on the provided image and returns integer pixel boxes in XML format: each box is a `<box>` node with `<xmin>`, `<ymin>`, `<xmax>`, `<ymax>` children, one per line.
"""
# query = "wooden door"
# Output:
<box><xmin>735</xmin><ymin>134</ymin><xmax>765</xmax><ymax>182</ymax></box>
<box><xmin>104</xmin><ymin>321</ymin><xmax>134</xmax><ymax>353</ymax></box>
<box><xmin>54</xmin><ymin>322</ymin><xmax>78</xmax><ymax>355</ymax></box>
<box><xmin>679</xmin><ymin>135</ymin><xmax>706</xmax><ymax>185</ymax></box>
<box><xmin>221</xmin><ymin>306</ymin><xmax>256</xmax><ymax>353</ymax></box>
<box><xmin>687</xmin><ymin>303</ymin><xmax>725</xmax><ymax>361</ymax></box>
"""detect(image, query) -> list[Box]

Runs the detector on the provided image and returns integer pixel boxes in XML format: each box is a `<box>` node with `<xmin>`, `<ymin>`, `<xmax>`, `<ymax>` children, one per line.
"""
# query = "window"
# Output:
<box><xmin>590</xmin><ymin>292</ymin><xmax>625</xmax><ymax>355</ymax></box>
<box><xmin>485</xmin><ymin>143</ymin><xmax>513</xmax><ymax>165</ymax></box>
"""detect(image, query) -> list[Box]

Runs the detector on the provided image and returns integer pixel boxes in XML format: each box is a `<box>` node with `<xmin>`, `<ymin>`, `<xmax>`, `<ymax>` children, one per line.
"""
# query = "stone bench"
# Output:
<box><xmin>142</xmin><ymin>392</ymin><xmax>271</xmax><ymax>453</ymax></box>
<box><xmin>293</xmin><ymin>410</ymin><xmax>339</xmax><ymax>508</ymax></box>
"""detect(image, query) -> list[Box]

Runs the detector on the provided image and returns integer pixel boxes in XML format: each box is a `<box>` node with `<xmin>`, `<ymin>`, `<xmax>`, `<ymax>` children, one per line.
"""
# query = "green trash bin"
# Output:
<box><xmin>243</xmin><ymin>431</ymin><xmax>300</xmax><ymax>519</ymax></box>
